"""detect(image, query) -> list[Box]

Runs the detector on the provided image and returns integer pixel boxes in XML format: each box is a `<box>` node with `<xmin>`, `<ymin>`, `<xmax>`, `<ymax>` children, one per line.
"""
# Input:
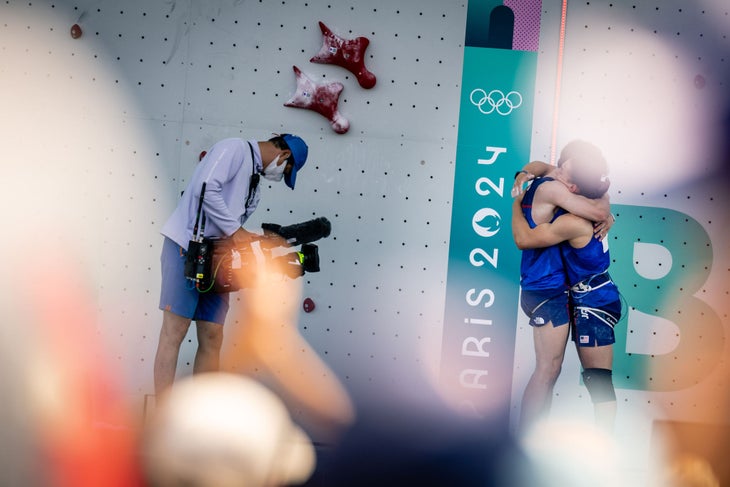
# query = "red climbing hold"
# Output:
<box><xmin>70</xmin><ymin>24</ymin><xmax>82</xmax><ymax>39</ymax></box>
<box><xmin>310</xmin><ymin>21</ymin><xmax>376</xmax><ymax>89</ymax></box>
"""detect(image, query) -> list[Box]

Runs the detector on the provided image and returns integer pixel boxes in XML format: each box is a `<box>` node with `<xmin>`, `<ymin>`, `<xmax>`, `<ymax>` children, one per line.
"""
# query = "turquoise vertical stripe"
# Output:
<box><xmin>440</xmin><ymin>46</ymin><xmax>537</xmax><ymax>418</ymax></box>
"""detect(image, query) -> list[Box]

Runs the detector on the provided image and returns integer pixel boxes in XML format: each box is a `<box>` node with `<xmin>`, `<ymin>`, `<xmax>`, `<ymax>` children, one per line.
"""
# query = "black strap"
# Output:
<box><xmin>194</xmin><ymin>142</ymin><xmax>259</xmax><ymax>240</ymax></box>
<box><xmin>245</xmin><ymin>142</ymin><xmax>259</xmax><ymax>210</ymax></box>
<box><xmin>192</xmin><ymin>182</ymin><xmax>207</xmax><ymax>241</ymax></box>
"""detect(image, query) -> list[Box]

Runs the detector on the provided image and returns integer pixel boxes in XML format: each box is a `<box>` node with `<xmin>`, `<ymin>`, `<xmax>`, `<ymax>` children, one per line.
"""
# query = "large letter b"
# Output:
<box><xmin>609</xmin><ymin>205</ymin><xmax>724</xmax><ymax>391</ymax></box>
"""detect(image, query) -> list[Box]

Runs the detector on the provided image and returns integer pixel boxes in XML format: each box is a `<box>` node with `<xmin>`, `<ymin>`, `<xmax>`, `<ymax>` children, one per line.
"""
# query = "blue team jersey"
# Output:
<box><xmin>560</xmin><ymin>225</ymin><xmax>622</xmax><ymax>345</ymax></box>
<box><xmin>519</xmin><ymin>177</ymin><xmax>568</xmax><ymax>291</ymax></box>
<box><xmin>559</xmin><ymin>232</ymin><xmax>610</xmax><ymax>285</ymax></box>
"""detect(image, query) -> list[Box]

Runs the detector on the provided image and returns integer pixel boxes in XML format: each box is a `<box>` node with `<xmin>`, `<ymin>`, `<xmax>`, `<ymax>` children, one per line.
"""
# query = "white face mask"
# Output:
<box><xmin>262</xmin><ymin>154</ymin><xmax>287</xmax><ymax>182</ymax></box>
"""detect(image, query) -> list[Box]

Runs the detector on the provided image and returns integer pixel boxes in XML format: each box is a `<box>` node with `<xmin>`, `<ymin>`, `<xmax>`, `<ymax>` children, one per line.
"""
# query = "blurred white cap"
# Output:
<box><xmin>144</xmin><ymin>373</ymin><xmax>315</xmax><ymax>487</ymax></box>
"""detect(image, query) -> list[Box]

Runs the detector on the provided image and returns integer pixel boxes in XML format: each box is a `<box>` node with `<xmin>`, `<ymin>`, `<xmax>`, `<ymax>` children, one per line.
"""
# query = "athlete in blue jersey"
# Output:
<box><xmin>518</xmin><ymin>177</ymin><xmax>569</xmax><ymax>294</ymax></box>
<box><xmin>513</xmin><ymin>190</ymin><xmax>621</xmax><ymax>431</ymax></box>
<box><xmin>511</xmin><ymin>140</ymin><xmax>614</xmax><ymax>433</ymax></box>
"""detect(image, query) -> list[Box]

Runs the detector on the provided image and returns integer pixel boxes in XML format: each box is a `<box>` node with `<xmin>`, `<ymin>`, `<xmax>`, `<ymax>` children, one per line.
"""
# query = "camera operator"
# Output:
<box><xmin>153</xmin><ymin>133</ymin><xmax>308</xmax><ymax>397</ymax></box>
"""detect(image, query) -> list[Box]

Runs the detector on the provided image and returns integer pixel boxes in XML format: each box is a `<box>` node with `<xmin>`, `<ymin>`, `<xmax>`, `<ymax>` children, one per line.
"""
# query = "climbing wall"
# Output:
<box><xmin>0</xmin><ymin>0</ymin><xmax>467</xmax><ymax>404</ymax></box>
<box><xmin>1</xmin><ymin>0</ymin><xmax>728</xmax><ymax>483</ymax></box>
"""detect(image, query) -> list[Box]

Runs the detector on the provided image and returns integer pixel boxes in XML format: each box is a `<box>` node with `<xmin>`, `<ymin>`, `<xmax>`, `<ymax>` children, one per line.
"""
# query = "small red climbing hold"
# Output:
<box><xmin>694</xmin><ymin>74</ymin><xmax>706</xmax><ymax>89</ymax></box>
<box><xmin>303</xmin><ymin>297</ymin><xmax>315</xmax><ymax>313</ymax></box>
<box><xmin>70</xmin><ymin>24</ymin><xmax>82</xmax><ymax>39</ymax></box>
<box><xmin>199</xmin><ymin>150</ymin><xmax>207</xmax><ymax>161</ymax></box>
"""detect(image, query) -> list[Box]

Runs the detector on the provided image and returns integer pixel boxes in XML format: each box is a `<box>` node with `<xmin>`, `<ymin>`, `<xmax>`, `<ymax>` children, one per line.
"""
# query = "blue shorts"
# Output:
<box><xmin>159</xmin><ymin>237</ymin><xmax>229</xmax><ymax>325</ymax></box>
<box><xmin>571</xmin><ymin>280</ymin><xmax>621</xmax><ymax>347</ymax></box>
<box><xmin>520</xmin><ymin>288</ymin><xmax>570</xmax><ymax>328</ymax></box>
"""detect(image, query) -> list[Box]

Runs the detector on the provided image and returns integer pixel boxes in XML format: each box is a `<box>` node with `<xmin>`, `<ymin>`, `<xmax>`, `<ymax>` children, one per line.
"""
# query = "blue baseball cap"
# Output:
<box><xmin>282</xmin><ymin>134</ymin><xmax>308</xmax><ymax>189</ymax></box>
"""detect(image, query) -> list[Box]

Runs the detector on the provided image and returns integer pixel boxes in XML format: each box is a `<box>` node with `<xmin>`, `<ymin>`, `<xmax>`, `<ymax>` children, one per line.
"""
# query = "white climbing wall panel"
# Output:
<box><xmin>1</xmin><ymin>0</ymin><xmax>728</xmax><ymax>483</ymax></box>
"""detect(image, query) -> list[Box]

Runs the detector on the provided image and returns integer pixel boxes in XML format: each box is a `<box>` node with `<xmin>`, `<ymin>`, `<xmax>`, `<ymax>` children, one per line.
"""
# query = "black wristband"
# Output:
<box><xmin>514</xmin><ymin>170</ymin><xmax>528</xmax><ymax>180</ymax></box>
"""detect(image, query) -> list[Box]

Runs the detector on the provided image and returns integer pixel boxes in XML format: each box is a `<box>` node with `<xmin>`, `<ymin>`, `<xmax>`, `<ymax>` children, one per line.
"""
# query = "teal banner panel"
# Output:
<box><xmin>440</xmin><ymin>44</ymin><xmax>537</xmax><ymax>419</ymax></box>
<box><xmin>609</xmin><ymin>204</ymin><xmax>723</xmax><ymax>391</ymax></box>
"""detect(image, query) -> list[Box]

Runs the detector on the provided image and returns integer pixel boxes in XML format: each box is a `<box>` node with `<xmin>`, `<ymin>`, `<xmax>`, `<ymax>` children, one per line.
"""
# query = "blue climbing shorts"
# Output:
<box><xmin>520</xmin><ymin>288</ymin><xmax>570</xmax><ymax>328</ymax></box>
<box><xmin>159</xmin><ymin>237</ymin><xmax>229</xmax><ymax>325</ymax></box>
<box><xmin>570</xmin><ymin>275</ymin><xmax>621</xmax><ymax>347</ymax></box>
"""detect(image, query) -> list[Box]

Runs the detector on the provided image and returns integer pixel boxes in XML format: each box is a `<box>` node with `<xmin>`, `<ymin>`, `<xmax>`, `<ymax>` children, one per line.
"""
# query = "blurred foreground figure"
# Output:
<box><xmin>144</xmin><ymin>373</ymin><xmax>316</xmax><ymax>487</ymax></box>
<box><xmin>659</xmin><ymin>454</ymin><xmax>720</xmax><ymax>487</ymax></box>
<box><xmin>220</xmin><ymin>232</ymin><xmax>355</xmax><ymax>443</ymax></box>
<box><xmin>310</xmin><ymin>374</ymin><xmax>540</xmax><ymax>487</ymax></box>
<box><xmin>0</xmin><ymin>252</ymin><xmax>144</xmax><ymax>486</ymax></box>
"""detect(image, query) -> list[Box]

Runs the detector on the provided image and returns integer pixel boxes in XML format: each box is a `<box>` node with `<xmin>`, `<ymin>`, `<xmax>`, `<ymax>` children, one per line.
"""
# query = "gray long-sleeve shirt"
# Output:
<box><xmin>161</xmin><ymin>138</ymin><xmax>262</xmax><ymax>248</ymax></box>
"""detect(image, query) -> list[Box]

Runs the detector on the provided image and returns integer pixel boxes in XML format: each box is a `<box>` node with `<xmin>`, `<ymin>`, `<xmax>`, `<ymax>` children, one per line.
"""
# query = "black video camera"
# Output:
<box><xmin>183</xmin><ymin>217</ymin><xmax>330</xmax><ymax>293</ymax></box>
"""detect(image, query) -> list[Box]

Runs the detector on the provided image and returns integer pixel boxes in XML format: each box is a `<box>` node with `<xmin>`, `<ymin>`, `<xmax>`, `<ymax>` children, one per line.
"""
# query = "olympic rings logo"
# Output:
<box><xmin>469</xmin><ymin>89</ymin><xmax>523</xmax><ymax>116</ymax></box>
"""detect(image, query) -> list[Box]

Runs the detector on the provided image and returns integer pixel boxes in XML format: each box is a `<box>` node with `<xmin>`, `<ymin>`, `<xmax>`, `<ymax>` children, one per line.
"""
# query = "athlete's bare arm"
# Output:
<box><xmin>512</xmin><ymin>197</ymin><xmax>593</xmax><ymax>250</ymax></box>
<box><xmin>539</xmin><ymin>181</ymin><xmax>610</xmax><ymax>222</ymax></box>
